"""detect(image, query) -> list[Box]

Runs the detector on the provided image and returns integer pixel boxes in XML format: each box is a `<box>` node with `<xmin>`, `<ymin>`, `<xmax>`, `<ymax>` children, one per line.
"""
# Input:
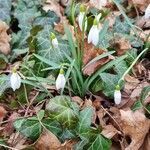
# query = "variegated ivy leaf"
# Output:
<box><xmin>0</xmin><ymin>0</ymin><xmax>11</xmax><ymax>23</ymax></box>
<box><xmin>46</xmin><ymin>96</ymin><xmax>79</xmax><ymax>129</ymax></box>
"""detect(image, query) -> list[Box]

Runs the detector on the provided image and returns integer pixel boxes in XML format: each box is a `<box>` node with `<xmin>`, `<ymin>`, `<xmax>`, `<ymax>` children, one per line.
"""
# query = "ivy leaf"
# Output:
<box><xmin>46</xmin><ymin>96</ymin><xmax>79</xmax><ymax>129</ymax></box>
<box><xmin>34</xmin><ymin>25</ymin><xmax>70</xmax><ymax>75</ymax></box>
<box><xmin>14</xmin><ymin>117</ymin><xmax>42</xmax><ymax>140</ymax></box>
<box><xmin>14</xmin><ymin>0</ymin><xmax>41</xmax><ymax>31</ymax></box>
<box><xmin>113</xmin><ymin>16</ymin><xmax>131</xmax><ymax>34</ymax></box>
<box><xmin>0</xmin><ymin>0</ymin><xmax>11</xmax><ymax>23</ymax></box>
<box><xmin>77</xmin><ymin>107</ymin><xmax>94</xmax><ymax>135</ymax></box>
<box><xmin>0</xmin><ymin>74</ymin><xmax>10</xmax><ymax>96</ymax></box>
<box><xmin>34</xmin><ymin>10</ymin><xmax>60</xmax><ymax>26</ymax></box>
<box><xmin>114</xmin><ymin>60</ymin><xmax>128</xmax><ymax>77</ymax></box>
<box><xmin>100</xmin><ymin>73</ymin><xmax>120</xmax><ymax>97</ymax></box>
<box><xmin>132</xmin><ymin>86</ymin><xmax>150</xmax><ymax>111</ymax></box>
<box><xmin>42</xmin><ymin>119</ymin><xmax>62</xmax><ymax>136</ymax></box>
<box><xmin>87</xmin><ymin>134</ymin><xmax>111</xmax><ymax>150</ymax></box>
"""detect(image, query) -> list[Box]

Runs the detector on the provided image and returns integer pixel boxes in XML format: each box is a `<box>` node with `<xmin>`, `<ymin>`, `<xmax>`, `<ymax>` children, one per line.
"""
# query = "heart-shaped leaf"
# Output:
<box><xmin>46</xmin><ymin>96</ymin><xmax>79</xmax><ymax>129</ymax></box>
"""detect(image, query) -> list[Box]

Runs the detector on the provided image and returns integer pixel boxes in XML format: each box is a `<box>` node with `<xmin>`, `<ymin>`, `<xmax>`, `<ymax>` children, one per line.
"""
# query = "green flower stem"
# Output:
<box><xmin>118</xmin><ymin>48</ymin><xmax>148</xmax><ymax>85</ymax></box>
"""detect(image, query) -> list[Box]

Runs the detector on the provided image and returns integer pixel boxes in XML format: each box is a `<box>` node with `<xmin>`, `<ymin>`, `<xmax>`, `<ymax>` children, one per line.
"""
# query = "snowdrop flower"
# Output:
<box><xmin>78</xmin><ymin>4</ymin><xmax>87</xmax><ymax>31</ymax></box>
<box><xmin>114</xmin><ymin>85</ymin><xmax>121</xmax><ymax>105</ymax></box>
<box><xmin>88</xmin><ymin>17</ymin><xmax>101</xmax><ymax>46</ymax></box>
<box><xmin>10</xmin><ymin>68</ymin><xmax>21</xmax><ymax>91</ymax></box>
<box><xmin>56</xmin><ymin>68</ymin><xmax>66</xmax><ymax>90</ymax></box>
<box><xmin>50</xmin><ymin>32</ymin><xmax>58</xmax><ymax>48</ymax></box>
<box><xmin>144</xmin><ymin>4</ymin><xmax>150</xmax><ymax>19</ymax></box>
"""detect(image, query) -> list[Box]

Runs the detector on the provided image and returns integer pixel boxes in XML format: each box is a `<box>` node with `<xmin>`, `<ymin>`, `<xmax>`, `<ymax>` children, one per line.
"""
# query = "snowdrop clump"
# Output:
<box><xmin>78</xmin><ymin>4</ymin><xmax>87</xmax><ymax>31</ymax></box>
<box><xmin>114</xmin><ymin>85</ymin><xmax>121</xmax><ymax>105</ymax></box>
<box><xmin>56</xmin><ymin>68</ymin><xmax>66</xmax><ymax>90</ymax></box>
<box><xmin>88</xmin><ymin>14</ymin><xmax>102</xmax><ymax>46</ymax></box>
<box><xmin>50</xmin><ymin>32</ymin><xmax>59</xmax><ymax>48</ymax></box>
<box><xmin>10</xmin><ymin>68</ymin><xmax>21</xmax><ymax>91</ymax></box>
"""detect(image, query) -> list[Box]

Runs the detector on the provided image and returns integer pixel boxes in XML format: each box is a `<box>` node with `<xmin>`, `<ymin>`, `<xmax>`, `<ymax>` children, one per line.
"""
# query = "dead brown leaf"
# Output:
<box><xmin>61</xmin><ymin>140</ymin><xmax>78</xmax><ymax>150</ymax></box>
<box><xmin>111</xmin><ymin>35</ymin><xmax>132</xmax><ymax>56</ymax></box>
<box><xmin>3</xmin><ymin>112</ymin><xmax>19</xmax><ymax>136</ymax></box>
<box><xmin>120</xmin><ymin>109</ymin><xmax>150</xmax><ymax>150</ymax></box>
<box><xmin>101</xmin><ymin>124</ymin><xmax>120</xmax><ymax>139</ymax></box>
<box><xmin>0</xmin><ymin>21</ymin><xmax>11</xmax><ymax>55</ymax></box>
<box><xmin>43</xmin><ymin>0</ymin><xmax>63</xmax><ymax>20</ymax></box>
<box><xmin>128</xmin><ymin>0</ymin><xmax>149</xmax><ymax>12</ymax></box>
<box><xmin>83</xmin><ymin>42</ymin><xmax>111</xmax><ymax>75</ymax></box>
<box><xmin>35</xmin><ymin>130</ymin><xmax>61</xmax><ymax>150</ymax></box>
<box><xmin>0</xmin><ymin>106</ymin><xmax>6</xmax><ymax>123</ymax></box>
<box><xmin>140</xmin><ymin>133</ymin><xmax>150</xmax><ymax>150</ymax></box>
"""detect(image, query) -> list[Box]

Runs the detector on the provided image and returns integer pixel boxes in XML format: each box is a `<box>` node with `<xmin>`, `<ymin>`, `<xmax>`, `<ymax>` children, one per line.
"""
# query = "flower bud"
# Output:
<box><xmin>114</xmin><ymin>85</ymin><xmax>121</xmax><ymax>105</ymax></box>
<box><xmin>56</xmin><ymin>68</ymin><xmax>66</xmax><ymax>90</ymax></box>
<box><xmin>78</xmin><ymin>4</ymin><xmax>87</xmax><ymax>31</ymax></box>
<box><xmin>10</xmin><ymin>68</ymin><xmax>21</xmax><ymax>91</ymax></box>
<box><xmin>88</xmin><ymin>15</ymin><xmax>102</xmax><ymax>46</ymax></box>
<box><xmin>50</xmin><ymin>32</ymin><xmax>58</xmax><ymax>48</ymax></box>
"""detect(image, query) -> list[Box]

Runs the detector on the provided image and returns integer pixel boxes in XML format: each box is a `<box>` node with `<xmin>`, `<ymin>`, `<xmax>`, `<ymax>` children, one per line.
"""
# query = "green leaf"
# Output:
<box><xmin>77</xmin><ymin>107</ymin><xmax>94</xmax><ymax>135</ymax></box>
<box><xmin>100</xmin><ymin>73</ymin><xmax>120</xmax><ymax>97</ymax></box>
<box><xmin>132</xmin><ymin>86</ymin><xmax>150</xmax><ymax>111</ymax></box>
<box><xmin>87</xmin><ymin>135</ymin><xmax>111</xmax><ymax>150</ymax></box>
<box><xmin>37</xmin><ymin>110</ymin><xmax>45</xmax><ymax>120</ymax></box>
<box><xmin>0</xmin><ymin>74</ymin><xmax>10</xmax><ymax>96</ymax></box>
<box><xmin>132</xmin><ymin>100</ymin><xmax>142</xmax><ymax>111</ymax></box>
<box><xmin>34</xmin><ymin>25</ymin><xmax>70</xmax><ymax>75</ymax></box>
<box><xmin>0</xmin><ymin>0</ymin><xmax>11</xmax><ymax>23</ymax></box>
<box><xmin>114</xmin><ymin>60</ymin><xmax>128</xmax><ymax>77</ymax></box>
<box><xmin>42</xmin><ymin>119</ymin><xmax>62</xmax><ymax>136</ymax></box>
<box><xmin>34</xmin><ymin>11</ymin><xmax>59</xmax><ymax>27</ymax></box>
<box><xmin>46</xmin><ymin>96</ymin><xmax>79</xmax><ymax>129</ymax></box>
<box><xmin>113</xmin><ymin>16</ymin><xmax>131</xmax><ymax>34</ymax></box>
<box><xmin>14</xmin><ymin>118</ymin><xmax>42</xmax><ymax>140</ymax></box>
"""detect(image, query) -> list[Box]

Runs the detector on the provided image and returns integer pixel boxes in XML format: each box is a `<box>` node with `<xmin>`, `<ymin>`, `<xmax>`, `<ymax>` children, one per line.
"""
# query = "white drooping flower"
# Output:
<box><xmin>78</xmin><ymin>4</ymin><xmax>87</xmax><ymax>31</ymax></box>
<box><xmin>114</xmin><ymin>85</ymin><xmax>121</xmax><ymax>105</ymax></box>
<box><xmin>56</xmin><ymin>68</ymin><xmax>66</xmax><ymax>90</ymax></box>
<box><xmin>88</xmin><ymin>16</ymin><xmax>102</xmax><ymax>46</ymax></box>
<box><xmin>50</xmin><ymin>32</ymin><xmax>58</xmax><ymax>48</ymax></box>
<box><xmin>144</xmin><ymin>4</ymin><xmax>150</xmax><ymax>19</ymax></box>
<box><xmin>10</xmin><ymin>68</ymin><xmax>21</xmax><ymax>91</ymax></box>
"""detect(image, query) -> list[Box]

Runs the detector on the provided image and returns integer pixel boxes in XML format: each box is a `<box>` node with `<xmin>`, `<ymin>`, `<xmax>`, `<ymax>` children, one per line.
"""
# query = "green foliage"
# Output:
<box><xmin>14</xmin><ymin>117</ymin><xmax>42</xmax><ymax>140</ymax></box>
<box><xmin>0</xmin><ymin>0</ymin><xmax>11</xmax><ymax>23</ymax></box>
<box><xmin>46</xmin><ymin>96</ymin><xmax>79</xmax><ymax>129</ymax></box>
<box><xmin>132</xmin><ymin>86</ymin><xmax>150</xmax><ymax>112</ymax></box>
<box><xmin>77</xmin><ymin>107</ymin><xmax>94</xmax><ymax>135</ymax></box>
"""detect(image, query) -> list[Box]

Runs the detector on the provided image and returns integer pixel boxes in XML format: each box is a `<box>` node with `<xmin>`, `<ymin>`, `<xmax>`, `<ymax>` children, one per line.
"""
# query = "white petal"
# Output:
<box><xmin>10</xmin><ymin>73</ymin><xmax>21</xmax><ymax>91</ymax></box>
<box><xmin>78</xmin><ymin>12</ymin><xmax>87</xmax><ymax>31</ymax></box>
<box><xmin>114</xmin><ymin>90</ymin><xmax>121</xmax><ymax>105</ymax></box>
<box><xmin>92</xmin><ymin>27</ymin><xmax>100</xmax><ymax>46</ymax></box>
<box><xmin>56</xmin><ymin>74</ymin><xmax>66</xmax><ymax>90</ymax></box>
<box><xmin>88</xmin><ymin>25</ymin><xmax>95</xmax><ymax>44</ymax></box>
<box><xmin>52</xmin><ymin>38</ymin><xmax>58</xmax><ymax>48</ymax></box>
<box><xmin>145</xmin><ymin>4</ymin><xmax>150</xmax><ymax>19</ymax></box>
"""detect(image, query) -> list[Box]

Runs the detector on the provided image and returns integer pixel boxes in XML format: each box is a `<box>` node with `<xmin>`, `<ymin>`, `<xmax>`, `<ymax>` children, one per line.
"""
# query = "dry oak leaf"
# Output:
<box><xmin>101</xmin><ymin>124</ymin><xmax>121</xmax><ymax>139</ymax></box>
<box><xmin>0</xmin><ymin>21</ymin><xmax>11</xmax><ymax>55</ymax></box>
<box><xmin>43</xmin><ymin>0</ymin><xmax>63</xmax><ymax>20</ymax></box>
<box><xmin>128</xmin><ymin>0</ymin><xmax>149</xmax><ymax>12</ymax></box>
<box><xmin>35</xmin><ymin>130</ymin><xmax>61</xmax><ymax>150</ymax></box>
<box><xmin>83</xmin><ymin>42</ymin><xmax>111</xmax><ymax>76</ymax></box>
<box><xmin>120</xmin><ymin>109</ymin><xmax>150</xmax><ymax>150</ymax></box>
<box><xmin>0</xmin><ymin>106</ymin><xmax>6</xmax><ymax>122</ymax></box>
<box><xmin>111</xmin><ymin>36</ymin><xmax>131</xmax><ymax>56</ymax></box>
